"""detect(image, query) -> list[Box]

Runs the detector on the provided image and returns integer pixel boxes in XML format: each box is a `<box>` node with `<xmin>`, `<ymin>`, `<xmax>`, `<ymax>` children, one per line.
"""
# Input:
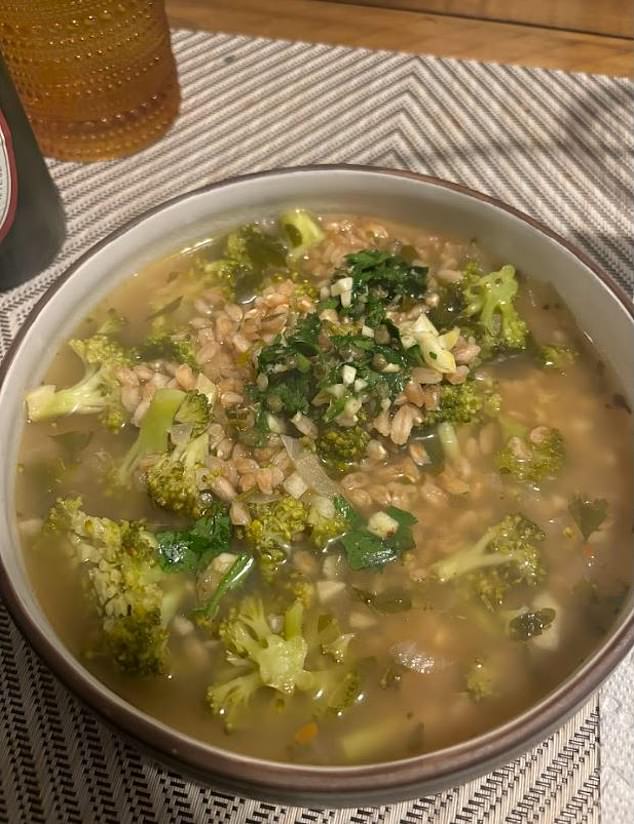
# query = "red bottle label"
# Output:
<box><xmin>0</xmin><ymin>107</ymin><xmax>18</xmax><ymax>244</ymax></box>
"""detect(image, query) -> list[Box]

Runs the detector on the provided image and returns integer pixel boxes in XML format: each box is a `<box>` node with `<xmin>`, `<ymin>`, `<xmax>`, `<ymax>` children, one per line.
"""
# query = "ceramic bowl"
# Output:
<box><xmin>1</xmin><ymin>166</ymin><xmax>632</xmax><ymax>807</ymax></box>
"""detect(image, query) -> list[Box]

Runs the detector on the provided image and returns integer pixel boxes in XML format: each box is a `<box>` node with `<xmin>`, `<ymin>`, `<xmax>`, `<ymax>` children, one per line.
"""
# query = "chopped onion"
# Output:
<box><xmin>266</xmin><ymin>413</ymin><xmax>286</xmax><ymax>434</ymax></box>
<box><xmin>283</xmin><ymin>471</ymin><xmax>308</xmax><ymax>499</ymax></box>
<box><xmin>195</xmin><ymin>373</ymin><xmax>218</xmax><ymax>405</ymax></box>
<box><xmin>316</xmin><ymin>580</ymin><xmax>346</xmax><ymax>604</ymax></box>
<box><xmin>342</xmin><ymin>364</ymin><xmax>357</xmax><ymax>385</ymax></box>
<box><xmin>281</xmin><ymin>435</ymin><xmax>340</xmax><ymax>497</ymax></box>
<box><xmin>331</xmin><ymin>276</ymin><xmax>353</xmax><ymax>296</ymax></box>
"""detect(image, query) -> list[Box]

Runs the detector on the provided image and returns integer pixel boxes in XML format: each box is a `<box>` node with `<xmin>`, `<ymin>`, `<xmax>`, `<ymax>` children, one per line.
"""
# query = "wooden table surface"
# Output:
<box><xmin>165</xmin><ymin>0</ymin><xmax>634</xmax><ymax>77</ymax></box>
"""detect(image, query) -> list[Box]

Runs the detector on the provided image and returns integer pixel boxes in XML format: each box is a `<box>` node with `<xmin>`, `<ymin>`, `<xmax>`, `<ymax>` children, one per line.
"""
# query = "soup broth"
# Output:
<box><xmin>17</xmin><ymin>212</ymin><xmax>633</xmax><ymax>765</ymax></box>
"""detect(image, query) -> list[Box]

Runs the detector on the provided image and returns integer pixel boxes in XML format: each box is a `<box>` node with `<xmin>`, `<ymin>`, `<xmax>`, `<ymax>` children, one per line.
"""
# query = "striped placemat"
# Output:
<box><xmin>1</xmin><ymin>28</ymin><xmax>632</xmax><ymax>824</ymax></box>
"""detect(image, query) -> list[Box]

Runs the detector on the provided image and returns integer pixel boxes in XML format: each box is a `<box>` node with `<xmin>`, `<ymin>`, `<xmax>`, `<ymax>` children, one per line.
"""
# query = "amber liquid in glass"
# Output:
<box><xmin>0</xmin><ymin>1</ymin><xmax>180</xmax><ymax>162</ymax></box>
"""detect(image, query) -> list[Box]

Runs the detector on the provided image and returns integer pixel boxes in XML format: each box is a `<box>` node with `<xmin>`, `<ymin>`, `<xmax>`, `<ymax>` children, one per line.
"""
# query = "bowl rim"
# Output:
<box><xmin>1</xmin><ymin>164</ymin><xmax>633</xmax><ymax>800</ymax></box>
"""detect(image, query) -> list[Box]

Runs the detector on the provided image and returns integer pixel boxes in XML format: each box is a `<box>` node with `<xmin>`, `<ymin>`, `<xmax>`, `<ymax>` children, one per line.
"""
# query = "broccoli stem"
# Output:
<box><xmin>433</xmin><ymin>526</ymin><xmax>507</xmax><ymax>581</ymax></box>
<box><xmin>117</xmin><ymin>388</ymin><xmax>185</xmax><ymax>484</ymax></box>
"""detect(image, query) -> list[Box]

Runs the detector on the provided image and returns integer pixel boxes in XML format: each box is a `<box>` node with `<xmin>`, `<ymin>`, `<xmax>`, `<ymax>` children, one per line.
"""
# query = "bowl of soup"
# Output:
<box><xmin>0</xmin><ymin>166</ymin><xmax>632</xmax><ymax>807</ymax></box>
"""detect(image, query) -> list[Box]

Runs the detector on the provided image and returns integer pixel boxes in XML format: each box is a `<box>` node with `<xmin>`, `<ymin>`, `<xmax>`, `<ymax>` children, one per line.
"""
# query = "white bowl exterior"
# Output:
<box><xmin>0</xmin><ymin>167</ymin><xmax>632</xmax><ymax>798</ymax></box>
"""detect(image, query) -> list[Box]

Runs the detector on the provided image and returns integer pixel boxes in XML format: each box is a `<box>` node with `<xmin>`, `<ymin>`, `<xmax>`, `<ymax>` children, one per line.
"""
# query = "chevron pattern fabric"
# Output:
<box><xmin>0</xmin><ymin>28</ymin><xmax>632</xmax><ymax>824</ymax></box>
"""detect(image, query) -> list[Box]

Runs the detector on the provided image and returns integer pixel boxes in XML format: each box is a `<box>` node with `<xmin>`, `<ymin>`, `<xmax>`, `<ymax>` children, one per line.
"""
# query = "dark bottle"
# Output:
<box><xmin>0</xmin><ymin>50</ymin><xmax>65</xmax><ymax>291</ymax></box>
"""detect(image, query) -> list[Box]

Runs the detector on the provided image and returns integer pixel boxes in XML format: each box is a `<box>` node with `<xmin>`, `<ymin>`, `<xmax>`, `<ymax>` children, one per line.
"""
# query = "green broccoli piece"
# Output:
<box><xmin>145</xmin><ymin>433</ymin><xmax>210</xmax><ymax>518</ymax></box>
<box><xmin>207</xmin><ymin>597</ymin><xmax>313</xmax><ymax>730</ymax></box>
<box><xmin>280</xmin><ymin>209</ymin><xmax>325</xmax><ymax>260</ymax></box>
<box><xmin>96</xmin><ymin>308</ymin><xmax>128</xmax><ymax>337</ymax></box>
<box><xmin>42</xmin><ymin>498</ymin><xmax>174</xmax><ymax>675</ymax></box>
<box><xmin>539</xmin><ymin>343</ymin><xmax>577</xmax><ymax>372</ymax></box>
<box><xmin>151</xmin><ymin>223</ymin><xmax>287</xmax><ymax>313</ymax></box>
<box><xmin>206</xmin><ymin>670</ymin><xmax>263</xmax><ymax>731</ymax></box>
<box><xmin>422</xmin><ymin>379</ymin><xmax>501</xmax><ymax>427</ymax></box>
<box><xmin>308</xmin><ymin>495</ymin><xmax>358</xmax><ymax>550</ymax></box>
<box><xmin>139</xmin><ymin>331</ymin><xmax>199</xmax><ymax>370</ymax></box>
<box><xmin>208</xmin><ymin>223</ymin><xmax>288</xmax><ymax>303</ymax></box>
<box><xmin>496</xmin><ymin>426</ymin><xmax>565</xmax><ymax>485</ymax></box>
<box><xmin>428</xmin><ymin>261</ymin><xmax>483</xmax><ymax>330</ymax></box>
<box><xmin>142</xmin><ymin>391</ymin><xmax>213</xmax><ymax>517</ymax></box>
<box><xmin>462</xmin><ymin>264</ymin><xmax>529</xmax><ymax>355</ymax></box>
<box><xmin>244</xmin><ymin>497</ymin><xmax>309</xmax><ymax>581</ymax></box>
<box><xmin>173</xmin><ymin>389</ymin><xmax>211</xmax><ymax>435</ymax></box>
<box><xmin>315</xmin><ymin>614</ymin><xmax>354</xmax><ymax>664</ymax></box>
<box><xmin>464</xmin><ymin>658</ymin><xmax>494</xmax><ymax>701</ymax></box>
<box><xmin>116</xmin><ymin>388</ymin><xmax>186</xmax><ymax>486</ymax></box>
<box><xmin>431</xmin><ymin>513</ymin><xmax>545</xmax><ymax>595</ymax></box>
<box><xmin>310</xmin><ymin>667</ymin><xmax>362</xmax><ymax>716</ymax></box>
<box><xmin>316</xmin><ymin>425</ymin><xmax>370</xmax><ymax>474</ymax></box>
<box><xmin>207</xmin><ymin>596</ymin><xmax>362</xmax><ymax>730</ymax></box>
<box><xmin>25</xmin><ymin>335</ymin><xmax>134</xmax><ymax>430</ymax></box>
<box><xmin>280</xmin><ymin>571</ymin><xmax>316</xmax><ymax>608</ymax></box>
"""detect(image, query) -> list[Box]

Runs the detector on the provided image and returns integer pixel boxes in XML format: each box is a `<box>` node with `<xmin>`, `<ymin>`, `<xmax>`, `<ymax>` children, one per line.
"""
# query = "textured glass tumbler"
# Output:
<box><xmin>0</xmin><ymin>1</ymin><xmax>180</xmax><ymax>161</ymax></box>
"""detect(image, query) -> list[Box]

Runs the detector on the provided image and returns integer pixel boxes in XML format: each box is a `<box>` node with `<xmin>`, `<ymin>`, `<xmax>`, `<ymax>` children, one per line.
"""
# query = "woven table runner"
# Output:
<box><xmin>1</xmin><ymin>28</ymin><xmax>632</xmax><ymax>824</ymax></box>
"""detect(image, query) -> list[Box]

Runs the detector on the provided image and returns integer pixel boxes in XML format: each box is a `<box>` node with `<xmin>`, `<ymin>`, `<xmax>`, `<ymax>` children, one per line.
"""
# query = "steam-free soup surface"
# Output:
<box><xmin>17</xmin><ymin>212</ymin><xmax>633</xmax><ymax>765</ymax></box>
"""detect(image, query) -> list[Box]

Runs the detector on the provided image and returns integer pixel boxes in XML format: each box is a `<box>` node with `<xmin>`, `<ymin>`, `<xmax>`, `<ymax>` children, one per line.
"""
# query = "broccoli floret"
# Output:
<box><xmin>43</xmin><ymin>498</ymin><xmax>173</xmax><ymax>675</ymax></box>
<box><xmin>25</xmin><ymin>335</ymin><xmax>134</xmax><ymax>430</ymax></box>
<box><xmin>462</xmin><ymin>264</ymin><xmax>529</xmax><ymax>354</ymax></box>
<box><xmin>280</xmin><ymin>209</ymin><xmax>325</xmax><ymax>260</ymax></box>
<box><xmin>422</xmin><ymin>379</ymin><xmax>501</xmax><ymax>427</ymax></box>
<box><xmin>116</xmin><ymin>388</ymin><xmax>186</xmax><ymax>486</ymax></box>
<box><xmin>431</xmin><ymin>513</ymin><xmax>545</xmax><ymax>599</ymax></box>
<box><xmin>244</xmin><ymin>497</ymin><xmax>309</xmax><ymax>581</ymax></box>
<box><xmin>315</xmin><ymin>614</ymin><xmax>355</xmax><ymax>664</ymax></box>
<box><xmin>173</xmin><ymin>389</ymin><xmax>211</xmax><ymax>435</ymax></box>
<box><xmin>496</xmin><ymin>425</ymin><xmax>565</xmax><ymax>485</ymax></box>
<box><xmin>464</xmin><ymin>658</ymin><xmax>494</xmax><ymax>701</ymax></box>
<box><xmin>207</xmin><ymin>596</ymin><xmax>361</xmax><ymax>731</ymax></box>
<box><xmin>207</xmin><ymin>596</ymin><xmax>361</xmax><ymax>730</ymax></box>
<box><xmin>96</xmin><ymin>308</ymin><xmax>128</xmax><ymax>337</ymax></box>
<box><xmin>539</xmin><ymin>343</ymin><xmax>577</xmax><ymax>372</ymax></box>
<box><xmin>208</xmin><ymin>597</ymin><xmax>312</xmax><ymax>729</ymax></box>
<box><xmin>316</xmin><ymin>426</ymin><xmax>370</xmax><ymax>474</ymax></box>
<box><xmin>206</xmin><ymin>670</ymin><xmax>263</xmax><ymax>731</ymax></box>
<box><xmin>280</xmin><ymin>571</ymin><xmax>316</xmax><ymax>608</ymax></box>
<box><xmin>310</xmin><ymin>667</ymin><xmax>362</xmax><ymax>716</ymax></box>
<box><xmin>143</xmin><ymin>391</ymin><xmax>213</xmax><ymax>517</ymax></box>
<box><xmin>145</xmin><ymin>434</ymin><xmax>210</xmax><ymax>518</ymax></box>
<box><xmin>428</xmin><ymin>261</ymin><xmax>483</xmax><ymax>330</ymax></box>
<box><xmin>151</xmin><ymin>223</ymin><xmax>287</xmax><ymax>313</ymax></box>
<box><xmin>308</xmin><ymin>495</ymin><xmax>358</xmax><ymax>551</ymax></box>
<box><xmin>139</xmin><ymin>331</ymin><xmax>199</xmax><ymax>370</ymax></box>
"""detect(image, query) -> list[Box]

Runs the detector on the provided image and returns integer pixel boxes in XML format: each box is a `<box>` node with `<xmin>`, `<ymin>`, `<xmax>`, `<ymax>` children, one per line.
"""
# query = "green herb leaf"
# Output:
<box><xmin>568</xmin><ymin>495</ymin><xmax>609</xmax><ymax>541</ymax></box>
<box><xmin>340</xmin><ymin>506</ymin><xmax>417</xmax><ymax>570</ymax></box>
<box><xmin>340</xmin><ymin>528</ymin><xmax>400</xmax><ymax>570</ymax></box>
<box><xmin>508</xmin><ymin>608</ymin><xmax>556</xmax><ymax>641</ymax></box>
<box><xmin>156</xmin><ymin>509</ymin><xmax>232</xmax><ymax>572</ymax></box>
<box><xmin>192</xmin><ymin>553</ymin><xmax>254</xmax><ymax>621</ymax></box>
